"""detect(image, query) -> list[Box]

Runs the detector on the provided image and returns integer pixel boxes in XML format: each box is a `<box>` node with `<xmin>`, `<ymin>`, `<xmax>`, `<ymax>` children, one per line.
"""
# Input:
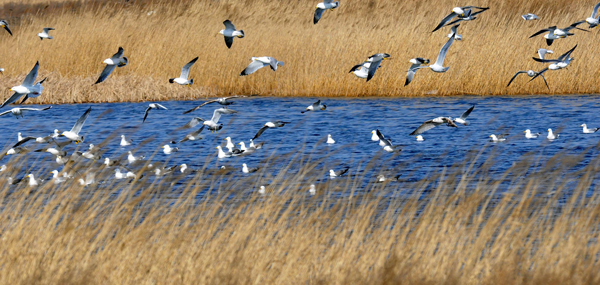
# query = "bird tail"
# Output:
<box><xmin>169</xmin><ymin>78</ymin><xmax>175</xmax><ymax>83</ymax></box>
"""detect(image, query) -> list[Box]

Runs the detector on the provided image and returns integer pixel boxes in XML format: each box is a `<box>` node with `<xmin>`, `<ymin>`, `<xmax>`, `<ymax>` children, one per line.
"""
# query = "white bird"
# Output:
<box><xmin>17</xmin><ymin>132</ymin><xmax>23</xmax><ymax>141</ymax></box>
<box><xmin>1</xmin><ymin>62</ymin><xmax>43</xmax><ymax>108</ymax></box>
<box><xmin>309</xmin><ymin>184</ymin><xmax>316</xmax><ymax>195</ymax></box>
<box><xmin>530</xmin><ymin>45</ymin><xmax>577</xmax><ymax>84</ymax></box>
<box><xmin>314</xmin><ymin>0</ymin><xmax>339</xmax><ymax>24</ymax></box>
<box><xmin>371</xmin><ymin>130</ymin><xmax>380</xmax><ymax>142</ymax></box>
<box><xmin>78</xmin><ymin>172</ymin><xmax>95</xmax><ymax>186</ymax></box>
<box><xmin>581</xmin><ymin>124</ymin><xmax>599</xmax><ymax>133</ymax></box>
<box><xmin>537</xmin><ymin>49</ymin><xmax>553</xmax><ymax>60</ymax></box>
<box><xmin>329</xmin><ymin>167</ymin><xmax>349</xmax><ymax>178</ymax></box>
<box><xmin>507</xmin><ymin>70</ymin><xmax>549</xmax><ymax>89</ymax></box>
<box><xmin>242</xmin><ymin>163</ymin><xmax>259</xmax><ymax>173</ymax></box>
<box><xmin>350</xmin><ymin>53</ymin><xmax>390</xmax><ymax>82</ymax></box>
<box><xmin>51</xmin><ymin>170</ymin><xmax>66</xmax><ymax>184</ymax></box>
<box><xmin>416</xmin><ymin>135</ymin><xmax>424</xmax><ymax>141</ymax></box>
<box><xmin>530</xmin><ymin>22</ymin><xmax>588</xmax><ymax>46</ymax></box>
<box><xmin>94</xmin><ymin>47</ymin><xmax>128</xmax><ymax>84</ymax></box>
<box><xmin>127</xmin><ymin>151</ymin><xmax>144</xmax><ymax>164</ymax></box>
<box><xmin>327</xmin><ymin>134</ymin><xmax>335</xmax><ymax>144</ymax></box>
<box><xmin>169</xmin><ymin>57</ymin><xmax>198</xmax><ymax>85</ymax></box>
<box><xmin>252</xmin><ymin>121</ymin><xmax>290</xmax><ymax>140</ymax></box>
<box><xmin>0</xmin><ymin>106</ymin><xmax>52</xmax><ymax>119</ymax></box>
<box><xmin>104</xmin><ymin>157</ymin><xmax>120</xmax><ymax>168</ymax></box>
<box><xmin>115</xmin><ymin>169</ymin><xmax>136</xmax><ymax>179</ymax></box>
<box><xmin>219</xmin><ymin>20</ymin><xmax>245</xmax><ymax>48</ymax></box>
<box><xmin>183</xmin><ymin>95</ymin><xmax>250</xmax><ymax>114</ymax></box>
<box><xmin>143</xmin><ymin>103</ymin><xmax>168</xmax><ymax>122</ymax></box>
<box><xmin>37</xmin><ymin>27</ymin><xmax>54</xmax><ymax>40</ymax></box>
<box><xmin>240</xmin><ymin>57</ymin><xmax>284</xmax><ymax>76</ymax></box>
<box><xmin>120</xmin><ymin>135</ymin><xmax>132</xmax><ymax>146</ymax></box>
<box><xmin>410</xmin><ymin>117</ymin><xmax>458</xmax><ymax>135</ymax></box>
<box><xmin>162</xmin><ymin>144</ymin><xmax>178</xmax><ymax>154</ymax></box>
<box><xmin>258</xmin><ymin>186</ymin><xmax>266</xmax><ymax>195</ymax></box>
<box><xmin>376</xmin><ymin>129</ymin><xmax>401</xmax><ymax>153</ymax></box>
<box><xmin>447</xmin><ymin>24</ymin><xmax>462</xmax><ymax>40</ymax></box>
<box><xmin>0</xmin><ymin>20</ymin><xmax>12</xmax><ymax>36</ymax></box>
<box><xmin>585</xmin><ymin>2</ymin><xmax>600</xmax><ymax>28</ymax></box>
<box><xmin>225</xmin><ymin>137</ymin><xmax>235</xmax><ymax>152</ymax></box>
<box><xmin>216</xmin><ymin>146</ymin><xmax>232</xmax><ymax>158</ymax></box>
<box><xmin>524</xmin><ymin>129</ymin><xmax>541</xmax><ymax>139</ymax></box>
<box><xmin>404</xmin><ymin>58</ymin><xmax>430</xmax><ymax>86</ymax></box>
<box><xmin>60</xmin><ymin>107</ymin><xmax>91</xmax><ymax>144</ymax></box>
<box><xmin>522</xmin><ymin>13</ymin><xmax>539</xmax><ymax>20</ymax></box>
<box><xmin>547</xmin><ymin>128</ymin><xmax>559</xmax><ymax>140</ymax></box>
<box><xmin>26</xmin><ymin>174</ymin><xmax>39</xmax><ymax>186</ymax></box>
<box><xmin>180</xmin><ymin>125</ymin><xmax>205</xmax><ymax>143</ymax></box>
<box><xmin>453</xmin><ymin>105</ymin><xmax>475</xmax><ymax>125</ymax></box>
<box><xmin>202</xmin><ymin>108</ymin><xmax>237</xmax><ymax>132</ymax></box>
<box><xmin>489</xmin><ymin>134</ymin><xmax>507</xmax><ymax>142</ymax></box>
<box><xmin>301</xmin><ymin>100</ymin><xmax>327</xmax><ymax>113</ymax></box>
<box><xmin>404</xmin><ymin>34</ymin><xmax>456</xmax><ymax>85</ymax></box>
<box><xmin>432</xmin><ymin>6</ymin><xmax>489</xmax><ymax>32</ymax></box>
<box><xmin>0</xmin><ymin>165</ymin><xmax>6</xmax><ymax>172</ymax></box>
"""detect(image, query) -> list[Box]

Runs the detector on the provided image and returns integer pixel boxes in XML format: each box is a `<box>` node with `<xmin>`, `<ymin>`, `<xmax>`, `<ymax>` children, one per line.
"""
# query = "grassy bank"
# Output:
<box><xmin>0</xmin><ymin>0</ymin><xmax>598</xmax><ymax>103</ymax></box>
<box><xmin>0</xmin><ymin>143</ymin><xmax>599</xmax><ymax>283</ymax></box>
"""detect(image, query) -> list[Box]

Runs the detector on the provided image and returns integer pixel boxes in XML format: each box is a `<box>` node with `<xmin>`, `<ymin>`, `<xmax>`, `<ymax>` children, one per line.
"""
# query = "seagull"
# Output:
<box><xmin>1</xmin><ymin>62</ymin><xmax>43</xmax><ymax>109</ymax></box>
<box><xmin>219</xmin><ymin>20</ymin><xmax>244</xmax><ymax>48</ymax></box>
<box><xmin>258</xmin><ymin>186</ymin><xmax>266</xmax><ymax>195</ymax></box>
<box><xmin>404</xmin><ymin>35</ymin><xmax>456</xmax><ymax>85</ymax></box>
<box><xmin>581</xmin><ymin>124</ymin><xmax>599</xmax><ymax>133</ymax></box>
<box><xmin>143</xmin><ymin>103</ymin><xmax>168</xmax><ymax>122</ymax></box>
<box><xmin>162</xmin><ymin>144</ymin><xmax>178</xmax><ymax>154</ymax></box>
<box><xmin>301</xmin><ymin>100</ymin><xmax>327</xmax><ymax>113</ymax></box>
<box><xmin>453</xmin><ymin>105</ymin><xmax>474</xmax><ymax>125</ymax></box>
<box><xmin>127</xmin><ymin>151</ymin><xmax>145</xmax><ymax>164</ymax></box>
<box><xmin>507</xmin><ymin>70</ymin><xmax>549</xmax><ymax>89</ymax></box>
<box><xmin>0</xmin><ymin>106</ymin><xmax>51</xmax><ymax>119</ymax></box>
<box><xmin>447</xmin><ymin>24</ymin><xmax>462</xmax><ymax>40</ymax></box>
<box><xmin>530</xmin><ymin>45</ymin><xmax>577</xmax><ymax>83</ymax></box>
<box><xmin>183</xmin><ymin>95</ymin><xmax>248</xmax><ymax>114</ymax></box>
<box><xmin>0</xmin><ymin>20</ymin><xmax>12</xmax><ymax>36</ymax></box>
<box><xmin>327</xmin><ymin>134</ymin><xmax>335</xmax><ymax>144</ymax></box>
<box><xmin>51</xmin><ymin>170</ymin><xmax>67</xmax><ymax>184</ymax></box>
<box><xmin>371</xmin><ymin>130</ymin><xmax>380</xmax><ymax>142</ymax></box>
<box><xmin>432</xmin><ymin>6</ymin><xmax>489</xmax><ymax>32</ymax></box>
<box><xmin>37</xmin><ymin>27</ymin><xmax>54</xmax><ymax>40</ymax></box>
<box><xmin>120</xmin><ymin>135</ymin><xmax>132</xmax><ymax>146</ymax></box>
<box><xmin>376</xmin><ymin>174</ymin><xmax>401</xmax><ymax>183</ymax></box>
<box><xmin>524</xmin><ymin>129</ymin><xmax>541</xmax><ymax>139</ymax></box>
<box><xmin>362</xmin><ymin>53</ymin><xmax>390</xmax><ymax>82</ymax></box>
<box><xmin>252</xmin><ymin>121</ymin><xmax>290</xmax><ymax>140</ymax></box>
<box><xmin>416</xmin><ymin>135</ymin><xmax>424</xmax><ymax>141</ymax></box>
<box><xmin>522</xmin><ymin>13</ymin><xmax>539</xmax><ymax>20</ymax></box>
<box><xmin>202</xmin><ymin>108</ymin><xmax>237</xmax><ymax>133</ymax></box>
<box><xmin>216</xmin><ymin>146</ymin><xmax>232</xmax><ymax>158</ymax></box>
<box><xmin>530</xmin><ymin>22</ymin><xmax>588</xmax><ymax>46</ymax></box>
<box><xmin>329</xmin><ymin>166</ymin><xmax>349</xmax><ymax>178</ymax></box>
<box><xmin>169</xmin><ymin>57</ymin><xmax>198</xmax><ymax>85</ymax></box>
<box><xmin>585</xmin><ymin>2</ymin><xmax>600</xmax><ymax>28</ymax></box>
<box><xmin>410</xmin><ymin>117</ymin><xmax>458</xmax><ymax>135</ymax></box>
<box><xmin>376</xmin><ymin>129</ymin><xmax>401</xmax><ymax>153</ymax></box>
<box><xmin>104</xmin><ymin>157</ymin><xmax>120</xmax><ymax>168</ymax></box>
<box><xmin>180</xmin><ymin>125</ymin><xmax>204</xmax><ymax>143</ymax></box>
<box><xmin>489</xmin><ymin>134</ymin><xmax>508</xmax><ymax>142</ymax></box>
<box><xmin>240</xmin><ymin>57</ymin><xmax>284</xmax><ymax>76</ymax></box>
<box><xmin>309</xmin><ymin>184</ymin><xmax>316</xmax><ymax>195</ymax></box>
<box><xmin>242</xmin><ymin>163</ymin><xmax>259</xmax><ymax>173</ymax></box>
<box><xmin>94</xmin><ymin>47</ymin><xmax>128</xmax><ymax>84</ymax></box>
<box><xmin>547</xmin><ymin>128</ymin><xmax>559</xmax><ymax>140</ymax></box>
<box><xmin>404</xmin><ymin>58</ymin><xmax>430</xmax><ymax>86</ymax></box>
<box><xmin>26</xmin><ymin>174</ymin><xmax>39</xmax><ymax>187</ymax></box>
<box><xmin>225</xmin><ymin>137</ymin><xmax>235</xmax><ymax>152</ymax></box>
<box><xmin>537</xmin><ymin>49</ymin><xmax>553</xmax><ymax>60</ymax></box>
<box><xmin>238</xmin><ymin>141</ymin><xmax>262</xmax><ymax>154</ymax></box>
<box><xmin>314</xmin><ymin>0</ymin><xmax>339</xmax><ymax>24</ymax></box>
<box><xmin>60</xmin><ymin>107</ymin><xmax>91</xmax><ymax>144</ymax></box>
<box><xmin>115</xmin><ymin>169</ymin><xmax>136</xmax><ymax>179</ymax></box>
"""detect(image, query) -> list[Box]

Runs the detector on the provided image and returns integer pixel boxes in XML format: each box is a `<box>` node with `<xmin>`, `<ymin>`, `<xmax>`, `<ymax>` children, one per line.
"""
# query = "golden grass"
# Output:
<box><xmin>0</xmin><ymin>142</ymin><xmax>599</xmax><ymax>284</ymax></box>
<box><xmin>0</xmin><ymin>0</ymin><xmax>597</xmax><ymax>103</ymax></box>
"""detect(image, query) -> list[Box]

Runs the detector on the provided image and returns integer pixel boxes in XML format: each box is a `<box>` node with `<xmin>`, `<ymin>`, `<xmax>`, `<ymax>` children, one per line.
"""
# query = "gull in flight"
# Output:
<box><xmin>60</xmin><ymin>107</ymin><xmax>91</xmax><ymax>144</ymax></box>
<box><xmin>1</xmin><ymin>61</ymin><xmax>44</xmax><ymax>109</ymax></box>
<box><xmin>202</xmin><ymin>108</ymin><xmax>237</xmax><ymax>133</ymax></box>
<box><xmin>585</xmin><ymin>2</ymin><xmax>600</xmax><ymax>28</ymax></box>
<box><xmin>183</xmin><ymin>95</ymin><xmax>248</xmax><ymax>114</ymax></box>
<box><xmin>453</xmin><ymin>105</ymin><xmax>475</xmax><ymax>125</ymax></box>
<box><xmin>537</xmin><ymin>48</ymin><xmax>553</xmax><ymax>60</ymax></box>
<box><xmin>314</xmin><ymin>0</ymin><xmax>339</xmax><ymax>24</ymax></box>
<box><xmin>376</xmin><ymin>129</ymin><xmax>401</xmax><ymax>153</ymax></box>
<box><xmin>365</xmin><ymin>53</ymin><xmax>390</xmax><ymax>82</ymax></box>
<box><xmin>507</xmin><ymin>70</ymin><xmax>549</xmax><ymax>89</ymax></box>
<box><xmin>432</xmin><ymin>6</ymin><xmax>489</xmax><ymax>32</ymax></box>
<box><xmin>252</xmin><ymin>121</ymin><xmax>290</xmax><ymax>140</ymax></box>
<box><xmin>410</xmin><ymin>117</ymin><xmax>458</xmax><ymax>135</ymax></box>
<box><xmin>240</xmin><ymin>57</ymin><xmax>284</xmax><ymax>76</ymax></box>
<box><xmin>581</xmin><ymin>124</ymin><xmax>599</xmax><ymax>133</ymax></box>
<box><xmin>180</xmin><ymin>125</ymin><xmax>204</xmax><ymax>143</ymax></box>
<box><xmin>489</xmin><ymin>134</ymin><xmax>508</xmax><ymax>142</ymax></box>
<box><xmin>547</xmin><ymin>129</ymin><xmax>559</xmax><ymax>140</ymax></box>
<box><xmin>349</xmin><ymin>61</ymin><xmax>373</xmax><ymax>79</ymax></box>
<box><xmin>37</xmin><ymin>27</ymin><xmax>54</xmax><ymax>40</ymax></box>
<box><xmin>0</xmin><ymin>20</ymin><xmax>12</xmax><ymax>36</ymax></box>
<box><xmin>447</xmin><ymin>24</ymin><xmax>462</xmax><ymax>40</ymax></box>
<box><xmin>404</xmin><ymin>34</ymin><xmax>456</xmax><ymax>86</ymax></box>
<box><xmin>524</xmin><ymin>129</ymin><xmax>541</xmax><ymax>139</ymax></box>
<box><xmin>522</xmin><ymin>13</ymin><xmax>539</xmax><ymax>20</ymax></box>
<box><xmin>0</xmin><ymin>106</ymin><xmax>51</xmax><ymax>119</ymax></box>
<box><xmin>530</xmin><ymin>22</ymin><xmax>588</xmax><ymax>46</ymax></box>
<box><xmin>301</xmin><ymin>100</ymin><xmax>327</xmax><ymax>113</ymax></box>
<box><xmin>169</xmin><ymin>57</ymin><xmax>198</xmax><ymax>85</ymax></box>
<box><xmin>143</xmin><ymin>103</ymin><xmax>168</xmax><ymax>122</ymax></box>
<box><xmin>404</xmin><ymin>58</ymin><xmax>430</xmax><ymax>86</ymax></box>
<box><xmin>219</xmin><ymin>20</ymin><xmax>244</xmax><ymax>49</ymax></box>
<box><xmin>329</xmin><ymin>166</ymin><xmax>349</xmax><ymax>178</ymax></box>
<box><xmin>529</xmin><ymin>45</ymin><xmax>577</xmax><ymax>83</ymax></box>
<box><xmin>94</xmin><ymin>47</ymin><xmax>128</xmax><ymax>84</ymax></box>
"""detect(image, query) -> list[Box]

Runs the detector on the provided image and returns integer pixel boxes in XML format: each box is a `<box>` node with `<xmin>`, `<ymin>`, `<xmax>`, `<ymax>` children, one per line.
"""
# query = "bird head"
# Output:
<box><xmin>320</xmin><ymin>104</ymin><xmax>327</xmax><ymax>110</ymax></box>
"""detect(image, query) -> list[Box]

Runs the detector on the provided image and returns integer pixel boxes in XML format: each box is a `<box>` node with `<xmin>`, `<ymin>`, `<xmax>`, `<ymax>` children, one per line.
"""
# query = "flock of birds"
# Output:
<box><xmin>0</xmin><ymin>2</ymin><xmax>599</xmax><ymax>193</ymax></box>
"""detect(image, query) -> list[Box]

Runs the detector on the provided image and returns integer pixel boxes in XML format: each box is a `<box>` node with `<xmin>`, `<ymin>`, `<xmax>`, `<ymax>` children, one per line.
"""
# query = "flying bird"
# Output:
<box><xmin>585</xmin><ymin>2</ymin><xmax>600</xmax><ymax>28</ymax></box>
<box><xmin>0</xmin><ymin>106</ymin><xmax>52</xmax><ymax>119</ymax></box>
<box><xmin>301</xmin><ymin>100</ymin><xmax>327</xmax><ymax>113</ymax></box>
<box><xmin>143</xmin><ymin>103</ymin><xmax>168</xmax><ymax>123</ymax></box>
<box><xmin>507</xmin><ymin>70</ymin><xmax>549</xmax><ymax>89</ymax></box>
<box><xmin>522</xmin><ymin>13</ymin><xmax>539</xmax><ymax>20</ymax></box>
<box><xmin>94</xmin><ymin>47</ymin><xmax>128</xmax><ymax>84</ymax></box>
<box><xmin>219</xmin><ymin>20</ymin><xmax>244</xmax><ymax>48</ymax></box>
<box><xmin>183</xmin><ymin>95</ymin><xmax>248</xmax><ymax>114</ymax></box>
<box><xmin>365</xmin><ymin>53</ymin><xmax>390</xmax><ymax>82</ymax></box>
<box><xmin>404</xmin><ymin>34</ymin><xmax>456</xmax><ymax>85</ymax></box>
<box><xmin>240</xmin><ymin>57</ymin><xmax>284</xmax><ymax>76</ymax></box>
<box><xmin>37</xmin><ymin>27</ymin><xmax>54</xmax><ymax>40</ymax></box>
<box><xmin>530</xmin><ymin>22</ymin><xmax>588</xmax><ymax>46</ymax></box>
<box><xmin>376</xmin><ymin>129</ymin><xmax>401</xmax><ymax>153</ymax></box>
<box><xmin>252</xmin><ymin>121</ymin><xmax>290</xmax><ymax>140</ymax></box>
<box><xmin>410</xmin><ymin>117</ymin><xmax>458</xmax><ymax>135</ymax></box>
<box><xmin>1</xmin><ymin>61</ymin><xmax>43</xmax><ymax>109</ymax></box>
<box><xmin>0</xmin><ymin>20</ymin><xmax>12</xmax><ymax>36</ymax></box>
<box><xmin>405</xmin><ymin>57</ymin><xmax>430</xmax><ymax>86</ymax></box>
<box><xmin>447</xmin><ymin>24</ymin><xmax>462</xmax><ymax>40</ymax></box>
<box><xmin>432</xmin><ymin>6</ymin><xmax>489</xmax><ymax>32</ymax></box>
<box><xmin>202</xmin><ymin>108</ymin><xmax>237</xmax><ymax>133</ymax></box>
<box><xmin>169</xmin><ymin>57</ymin><xmax>198</xmax><ymax>85</ymax></box>
<box><xmin>60</xmin><ymin>107</ymin><xmax>91</xmax><ymax>144</ymax></box>
<box><xmin>314</xmin><ymin>0</ymin><xmax>339</xmax><ymax>24</ymax></box>
<box><xmin>537</xmin><ymin>49</ymin><xmax>553</xmax><ymax>60</ymax></box>
<box><xmin>453</xmin><ymin>105</ymin><xmax>475</xmax><ymax>125</ymax></box>
<box><xmin>529</xmin><ymin>45</ymin><xmax>577</xmax><ymax>83</ymax></box>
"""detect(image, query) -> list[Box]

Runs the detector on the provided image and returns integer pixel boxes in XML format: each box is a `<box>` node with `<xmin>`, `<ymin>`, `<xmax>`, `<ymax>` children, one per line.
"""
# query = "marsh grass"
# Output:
<box><xmin>0</xmin><ymin>0</ymin><xmax>597</xmax><ymax>104</ymax></box>
<box><xmin>0</xmin><ymin>139</ymin><xmax>599</xmax><ymax>283</ymax></box>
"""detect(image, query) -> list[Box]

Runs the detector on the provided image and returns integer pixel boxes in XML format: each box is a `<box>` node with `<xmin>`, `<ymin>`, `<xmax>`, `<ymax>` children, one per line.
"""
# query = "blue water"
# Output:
<box><xmin>2</xmin><ymin>95</ymin><xmax>600</xmax><ymax>192</ymax></box>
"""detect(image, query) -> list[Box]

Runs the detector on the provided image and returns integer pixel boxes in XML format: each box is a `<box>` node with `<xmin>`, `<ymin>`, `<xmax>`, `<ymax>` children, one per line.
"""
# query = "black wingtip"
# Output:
<box><xmin>168</xmin><ymin>78</ymin><xmax>175</xmax><ymax>83</ymax></box>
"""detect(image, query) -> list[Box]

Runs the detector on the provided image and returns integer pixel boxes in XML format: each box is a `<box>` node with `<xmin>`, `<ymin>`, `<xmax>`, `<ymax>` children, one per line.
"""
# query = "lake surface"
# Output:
<box><xmin>2</xmin><ymin>95</ymin><xmax>600</xmax><ymax>194</ymax></box>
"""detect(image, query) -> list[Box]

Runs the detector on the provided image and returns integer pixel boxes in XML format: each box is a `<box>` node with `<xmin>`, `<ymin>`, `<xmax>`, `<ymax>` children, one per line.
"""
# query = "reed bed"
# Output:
<box><xmin>0</xmin><ymin>0</ymin><xmax>597</xmax><ymax>103</ymax></box>
<box><xmin>0</xmin><ymin>140</ymin><xmax>599</xmax><ymax>284</ymax></box>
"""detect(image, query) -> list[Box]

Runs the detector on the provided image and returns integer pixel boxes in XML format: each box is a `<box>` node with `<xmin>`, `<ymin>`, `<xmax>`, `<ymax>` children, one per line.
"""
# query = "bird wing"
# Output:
<box><xmin>507</xmin><ymin>71</ymin><xmax>526</xmax><ymax>87</ymax></box>
<box><xmin>532</xmin><ymin>57</ymin><xmax>560</xmax><ymax>63</ymax></box>
<box><xmin>0</xmin><ymin>92</ymin><xmax>23</xmax><ymax>109</ymax></box>
<box><xmin>434</xmin><ymin>35</ymin><xmax>455</xmax><ymax>67</ymax></box>
<box><xmin>177</xmin><ymin>117</ymin><xmax>203</xmax><ymax>130</ymax></box>
<box><xmin>70</xmin><ymin>107</ymin><xmax>92</xmax><ymax>134</ymax></box>
<box><xmin>432</xmin><ymin>12</ymin><xmax>457</xmax><ymax>32</ymax></box>
<box><xmin>529</xmin><ymin>28</ymin><xmax>552</xmax><ymax>38</ymax></box>
<box><xmin>528</xmin><ymin>68</ymin><xmax>549</xmax><ymax>83</ymax></box>
<box><xmin>3</xmin><ymin>25</ymin><xmax>12</xmax><ymax>36</ymax></box>
<box><xmin>23</xmin><ymin>61</ymin><xmax>39</xmax><ymax>86</ymax></box>
<box><xmin>539</xmin><ymin>73</ymin><xmax>550</xmax><ymax>90</ymax></box>
<box><xmin>558</xmin><ymin>45</ymin><xmax>577</xmax><ymax>61</ymax></box>
<box><xmin>155</xmin><ymin>103</ymin><xmax>168</xmax><ymax>110</ymax></box>
<box><xmin>314</xmin><ymin>8</ymin><xmax>325</xmax><ymax>24</ymax></box>
<box><xmin>0</xmin><ymin>110</ymin><xmax>11</xmax><ymax>117</ymax></box>
<box><xmin>459</xmin><ymin>105</ymin><xmax>475</xmax><ymax>120</ymax></box>
<box><xmin>94</xmin><ymin>64</ymin><xmax>117</xmax><ymax>84</ymax></box>
<box><xmin>366</xmin><ymin>58</ymin><xmax>382</xmax><ymax>82</ymax></box>
<box><xmin>593</xmin><ymin>2</ymin><xmax>600</xmax><ymax>18</ymax></box>
<box><xmin>450</xmin><ymin>24</ymin><xmax>459</xmax><ymax>34</ymax></box>
<box><xmin>268</xmin><ymin>57</ymin><xmax>280</xmax><ymax>71</ymax></box>
<box><xmin>564</xmin><ymin>21</ymin><xmax>588</xmax><ymax>32</ymax></box>
<box><xmin>240</xmin><ymin>60</ymin><xmax>267</xmax><ymax>76</ymax></box>
<box><xmin>20</xmin><ymin>106</ymin><xmax>51</xmax><ymax>112</ymax></box>
<box><xmin>112</xmin><ymin>47</ymin><xmax>125</xmax><ymax>58</ymax></box>
<box><xmin>224</xmin><ymin>36</ymin><xmax>233</xmax><ymax>49</ymax></box>
<box><xmin>323</xmin><ymin>0</ymin><xmax>332</xmax><ymax>3</ymax></box>
<box><xmin>12</xmin><ymin>136</ymin><xmax>36</xmax><ymax>148</ymax></box>
<box><xmin>143</xmin><ymin>107</ymin><xmax>151</xmax><ymax>122</ymax></box>
<box><xmin>410</xmin><ymin>120</ymin><xmax>439</xmax><ymax>135</ymax></box>
<box><xmin>468</xmin><ymin>7</ymin><xmax>489</xmax><ymax>16</ymax></box>
<box><xmin>43</xmin><ymin>27</ymin><xmax>54</xmax><ymax>33</ymax></box>
<box><xmin>180</xmin><ymin>57</ymin><xmax>198</xmax><ymax>79</ymax></box>
<box><xmin>182</xmin><ymin>100</ymin><xmax>218</xmax><ymax>114</ymax></box>
<box><xmin>253</xmin><ymin>126</ymin><xmax>269</xmax><ymax>140</ymax></box>
<box><xmin>223</xmin><ymin>20</ymin><xmax>236</xmax><ymax>30</ymax></box>
<box><xmin>211</xmin><ymin>108</ymin><xmax>237</xmax><ymax>123</ymax></box>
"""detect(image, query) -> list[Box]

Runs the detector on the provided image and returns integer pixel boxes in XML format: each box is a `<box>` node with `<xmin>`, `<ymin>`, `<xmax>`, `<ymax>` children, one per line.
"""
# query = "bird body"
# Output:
<box><xmin>169</xmin><ymin>57</ymin><xmax>198</xmax><ymax>85</ymax></box>
<box><xmin>162</xmin><ymin>144</ymin><xmax>178</xmax><ymax>154</ymax></box>
<box><xmin>0</xmin><ymin>20</ymin><xmax>12</xmax><ymax>36</ymax></box>
<box><xmin>329</xmin><ymin>167</ymin><xmax>349</xmax><ymax>178</ymax></box>
<box><xmin>524</xmin><ymin>129</ymin><xmax>540</xmax><ymax>139</ymax></box>
<box><xmin>416</xmin><ymin>135</ymin><xmax>424</xmax><ymax>141</ymax></box>
<box><xmin>216</xmin><ymin>146</ymin><xmax>232</xmax><ymax>158</ymax></box>
<box><xmin>61</xmin><ymin>107</ymin><xmax>91</xmax><ymax>144</ymax></box>
<box><xmin>37</xmin><ymin>27</ymin><xmax>54</xmax><ymax>40</ymax></box>
<box><xmin>327</xmin><ymin>134</ymin><xmax>335</xmax><ymax>144</ymax></box>
<box><xmin>581</xmin><ymin>124</ymin><xmax>599</xmax><ymax>133</ymax></box>
<box><xmin>202</xmin><ymin>108</ymin><xmax>237</xmax><ymax>131</ymax></box>
<box><xmin>314</xmin><ymin>0</ymin><xmax>339</xmax><ymax>24</ymax></box>
<box><xmin>489</xmin><ymin>134</ymin><xmax>507</xmax><ymax>142</ymax></box>
<box><xmin>240</xmin><ymin>57</ymin><xmax>284</xmax><ymax>76</ymax></box>
<box><xmin>547</xmin><ymin>129</ymin><xmax>559</xmax><ymax>140</ymax></box>
<box><xmin>302</xmin><ymin>100</ymin><xmax>327</xmax><ymax>113</ymax></box>
<box><xmin>242</xmin><ymin>163</ymin><xmax>259</xmax><ymax>173</ymax></box>
<box><xmin>120</xmin><ymin>135</ymin><xmax>132</xmax><ymax>146</ymax></box>
<box><xmin>522</xmin><ymin>13</ymin><xmax>539</xmax><ymax>20</ymax></box>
